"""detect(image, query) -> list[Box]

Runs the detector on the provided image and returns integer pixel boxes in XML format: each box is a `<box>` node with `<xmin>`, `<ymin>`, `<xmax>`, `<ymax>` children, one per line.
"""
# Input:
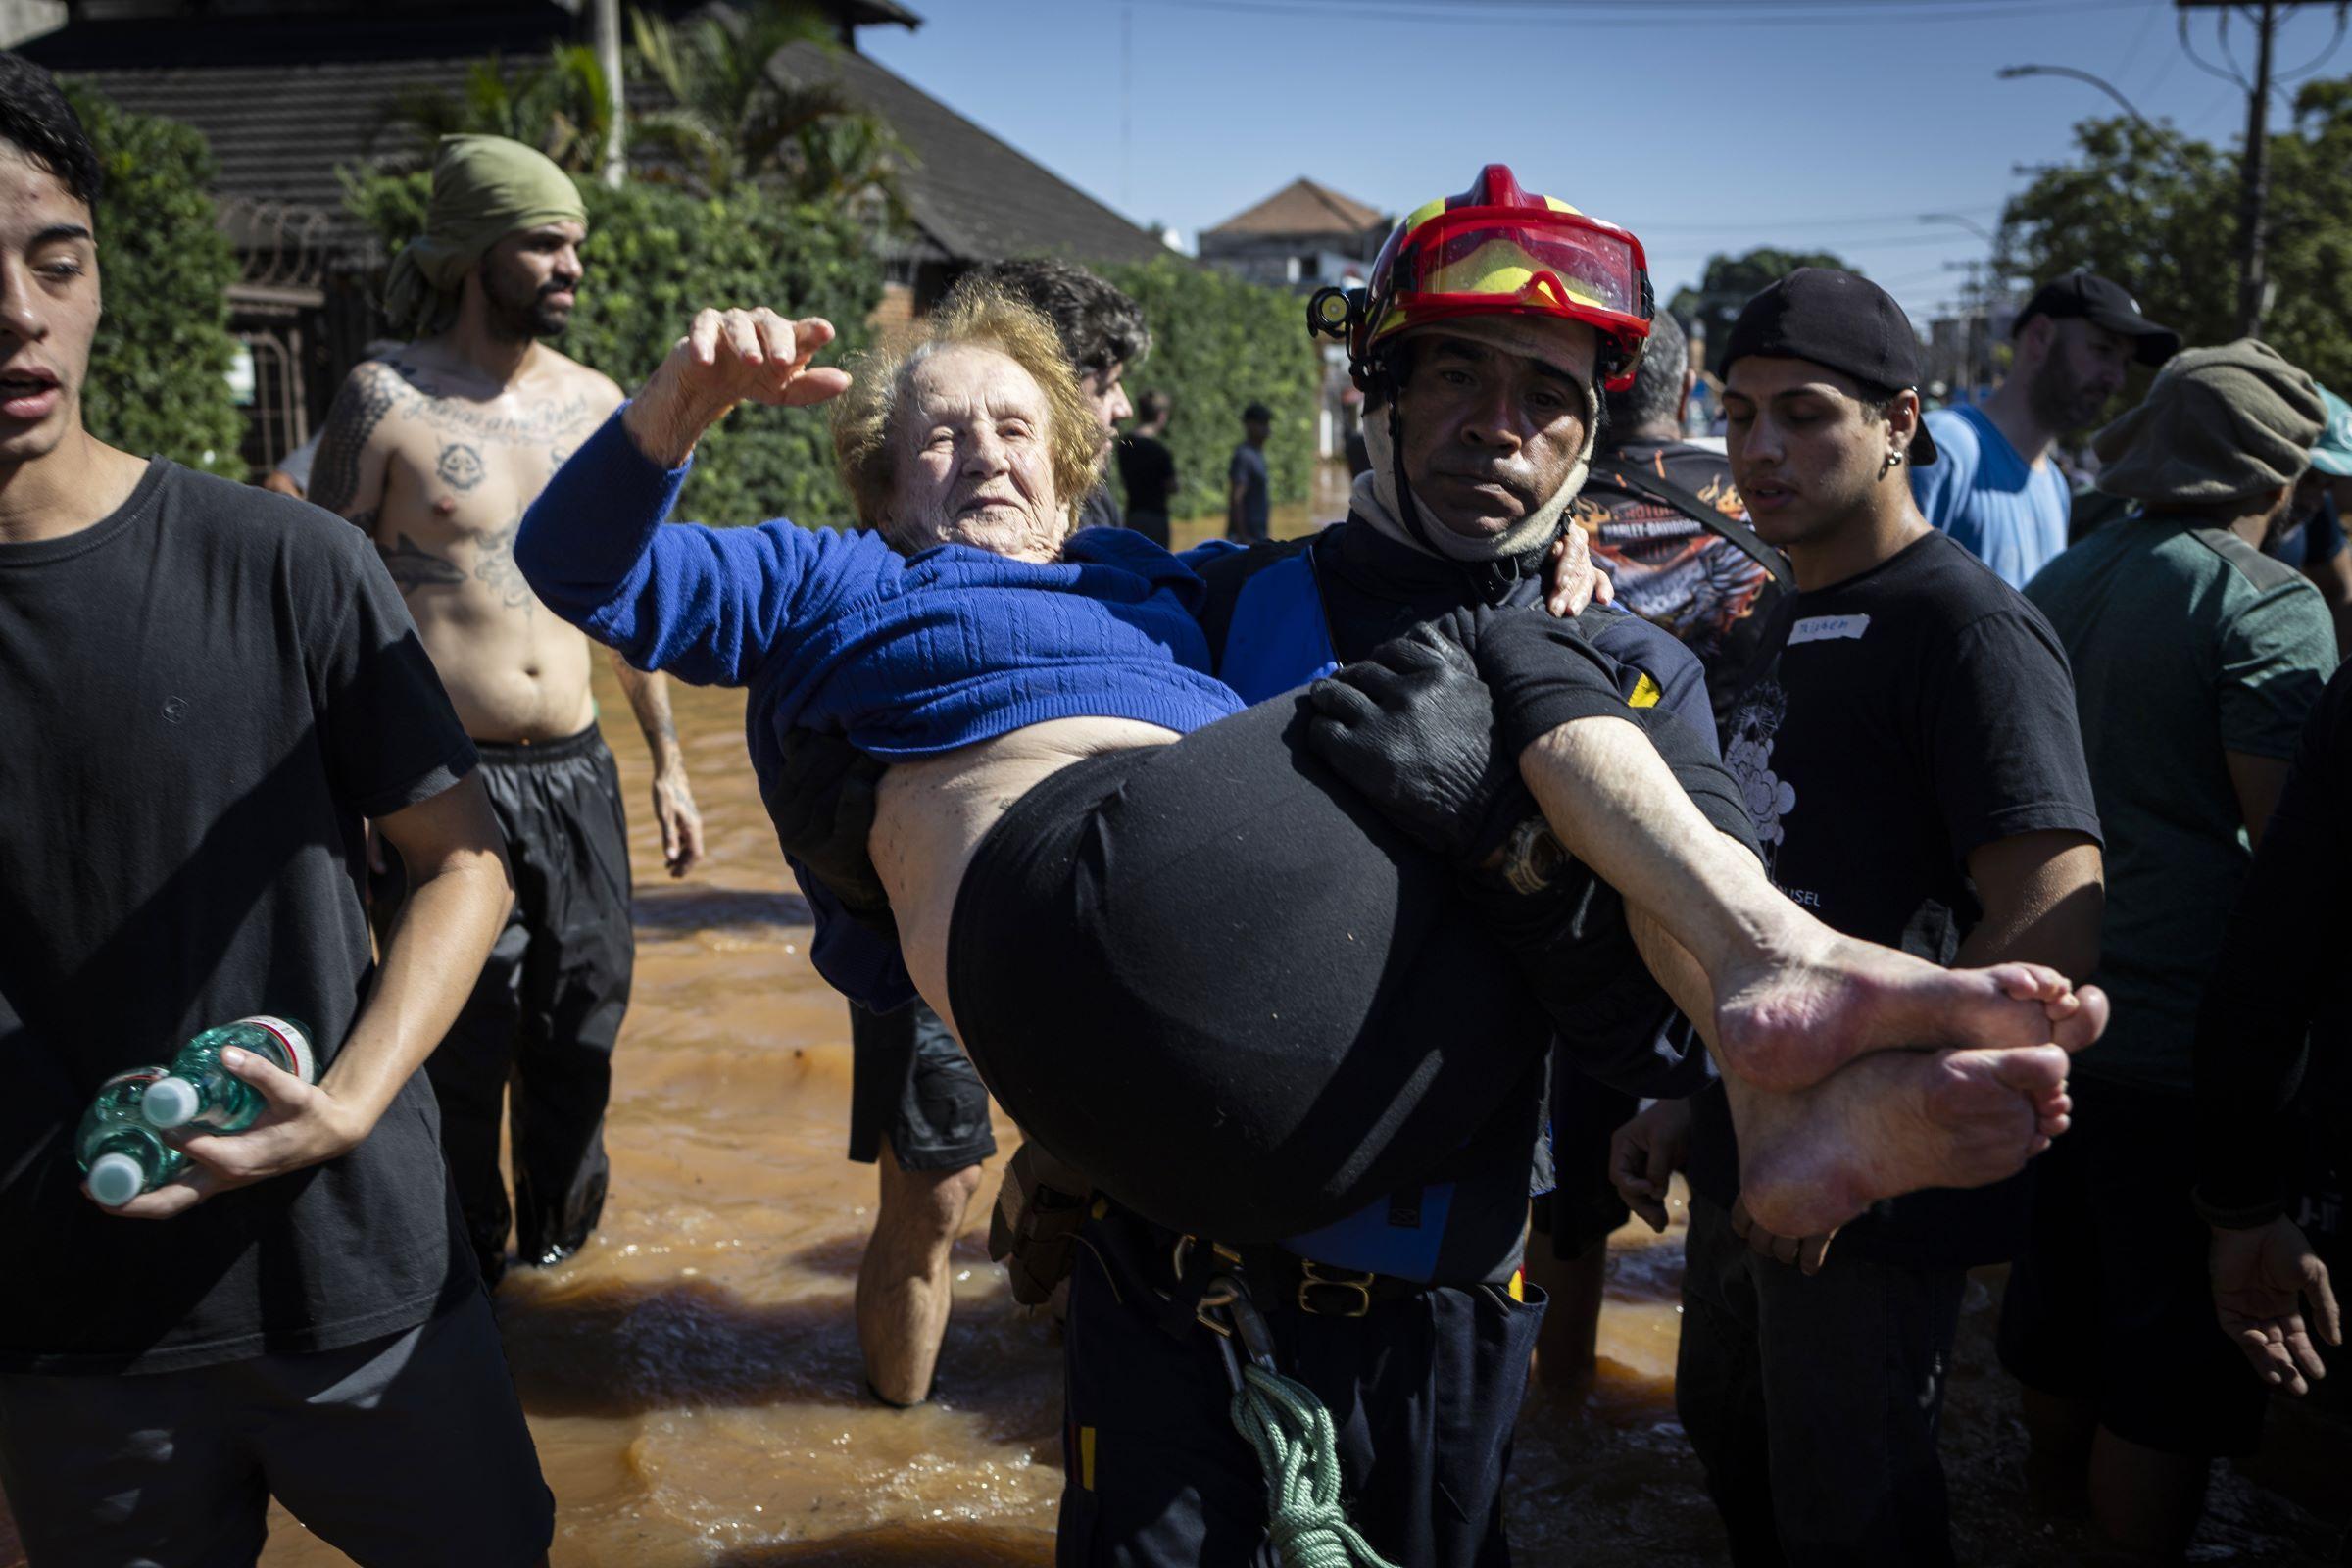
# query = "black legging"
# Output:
<box><xmin>945</xmin><ymin>614</ymin><xmax>1756</xmax><ymax>1243</ymax></box>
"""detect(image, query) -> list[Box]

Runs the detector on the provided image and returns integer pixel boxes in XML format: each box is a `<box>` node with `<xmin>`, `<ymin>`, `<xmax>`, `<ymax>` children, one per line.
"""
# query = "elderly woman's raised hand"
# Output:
<box><xmin>624</xmin><ymin>308</ymin><xmax>855</xmax><ymax>468</ymax></box>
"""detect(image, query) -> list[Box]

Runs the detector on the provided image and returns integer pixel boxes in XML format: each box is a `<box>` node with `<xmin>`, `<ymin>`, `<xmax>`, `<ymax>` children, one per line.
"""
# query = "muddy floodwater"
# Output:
<box><xmin>6</xmin><ymin>494</ymin><xmax>2349</xmax><ymax>1566</ymax></box>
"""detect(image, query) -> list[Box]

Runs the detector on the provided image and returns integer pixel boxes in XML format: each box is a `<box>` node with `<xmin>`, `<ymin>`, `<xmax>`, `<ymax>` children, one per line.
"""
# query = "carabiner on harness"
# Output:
<box><xmin>1193</xmin><ymin>1267</ymin><xmax>1400</xmax><ymax>1568</ymax></box>
<box><xmin>1198</xmin><ymin>1271</ymin><xmax>1280</xmax><ymax>1393</ymax></box>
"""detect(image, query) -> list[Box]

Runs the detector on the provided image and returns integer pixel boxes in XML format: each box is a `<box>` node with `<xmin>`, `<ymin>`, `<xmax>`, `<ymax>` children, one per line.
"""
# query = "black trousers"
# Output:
<box><xmin>1055</xmin><ymin>1203</ymin><xmax>1544</xmax><ymax>1568</ymax></box>
<box><xmin>381</xmin><ymin>727</ymin><xmax>633</xmax><ymax>1285</ymax></box>
<box><xmin>1675</xmin><ymin>1195</ymin><xmax>1967</xmax><ymax>1568</ymax></box>
<box><xmin>1533</xmin><ymin>1065</ymin><xmax>1640</xmax><ymax>1262</ymax></box>
<box><xmin>946</xmin><ymin>615</ymin><xmax>1749</xmax><ymax>1243</ymax></box>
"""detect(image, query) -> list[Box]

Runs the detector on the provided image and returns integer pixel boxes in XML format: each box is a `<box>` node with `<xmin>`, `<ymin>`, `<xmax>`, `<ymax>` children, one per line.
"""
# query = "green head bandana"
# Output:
<box><xmin>2094</xmin><ymin>337</ymin><xmax>2325</xmax><ymax>507</ymax></box>
<box><xmin>383</xmin><ymin>134</ymin><xmax>588</xmax><ymax>338</ymax></box>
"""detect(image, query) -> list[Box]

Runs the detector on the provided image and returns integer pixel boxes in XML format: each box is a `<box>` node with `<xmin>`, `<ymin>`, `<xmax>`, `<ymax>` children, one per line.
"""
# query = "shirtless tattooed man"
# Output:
<box><xmin>310</xmin><ymin>135</ymin><xmax>704</xmax><ymax>1285</ymax></box>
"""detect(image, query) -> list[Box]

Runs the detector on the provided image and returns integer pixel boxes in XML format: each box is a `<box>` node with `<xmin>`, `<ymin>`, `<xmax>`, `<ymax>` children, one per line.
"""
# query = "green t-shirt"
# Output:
<box><xmin>2026</xmin><ymin>514</ymin><xmax>2335</xmax><ymax>1091</ymax></box>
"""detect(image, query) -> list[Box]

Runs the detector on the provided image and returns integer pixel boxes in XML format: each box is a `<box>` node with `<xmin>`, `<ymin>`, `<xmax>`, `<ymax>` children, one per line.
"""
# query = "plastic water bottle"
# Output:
<box><xmin>78</xmin><ymin>1068</ymin><xmax>191</xmax><ymax>1207</ymax></box>
<box><xmin>141</xmin><ymin>1016</ymin><xmax>318</xmax><ymax>1134</ymax></box>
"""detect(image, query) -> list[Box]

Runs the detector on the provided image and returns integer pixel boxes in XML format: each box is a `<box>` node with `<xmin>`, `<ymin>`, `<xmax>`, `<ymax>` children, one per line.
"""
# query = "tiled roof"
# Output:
<box><xmin>769</xmin><ymin>40</ymin><xmax>1166</xmax><ymax>267</ymax></box>
<box><xmin>1205</xmin><ymin>177</ymin><xmax>1384</xmax><ymax>240</ymax></box>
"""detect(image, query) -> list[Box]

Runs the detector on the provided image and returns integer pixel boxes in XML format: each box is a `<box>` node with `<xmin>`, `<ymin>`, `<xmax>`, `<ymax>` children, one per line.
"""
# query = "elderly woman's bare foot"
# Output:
<box><xmin>1713</xmin><ymin>930</ymin><xmax>2108</xmax><ymax>1093</ymax></box>
<box><xmin>1735</xmin><ymin>1043</ymin><xmax>2074</xmax><ymax>1238</ymax></box>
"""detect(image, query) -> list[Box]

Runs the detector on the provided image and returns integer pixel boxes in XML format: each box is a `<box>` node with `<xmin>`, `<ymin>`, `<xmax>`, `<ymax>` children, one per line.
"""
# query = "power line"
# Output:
<box><xmin>2273</xmin><ymin>2</ymin><xmax>2350</xmax><ymax>81</ymax></box>
<box><xmin>1126</xmin><ymin>0</ymin><xmax>2067</xmax><ymax>6</ymax></box>
<box><xmin>2180</xmin><ymin>7</ymin><xmax>2253</xmax><ymax>85</ymax></box>
<box><xmin>1635</xmin><ymin>203</ymin><xmax>2002</xmax><ymax>233</ymax></box>
<box><xmin>2110</xmin><ymin>0</ymin><xmax>2165</xmax><ymax>84</ymax></box>
<box><xmin>1874</xmin><ymin>264</ymin><xmax>1973</xmax><ymax>289</ymax></box>
<box><xmin>1655</xmin><ymin>228</ymin><xmax>2001</xmax><ymax>253</ymax></box>
<box><xmin>1121</xmin><ymin>0</ymin><xmax>2148</xmax><ymax>24</ymax></box>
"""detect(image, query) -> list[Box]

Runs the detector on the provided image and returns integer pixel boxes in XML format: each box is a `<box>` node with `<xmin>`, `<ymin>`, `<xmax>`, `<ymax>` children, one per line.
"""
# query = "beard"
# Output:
<box><xmin>479</xmin><ymin>262</ymin><xmax>575</xmax><ymax>343</ymax></box>
<box><xmin>2026</xmin><ymin>357</ymin><xmax>2106</xmax><ymax>432</ymax></box>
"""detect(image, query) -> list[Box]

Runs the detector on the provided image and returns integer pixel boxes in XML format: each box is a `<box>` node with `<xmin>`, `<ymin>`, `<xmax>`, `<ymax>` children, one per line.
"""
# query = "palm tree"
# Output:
<box><xmin>627</xmin><ymin>0</ymin><xmax>908</xmax><ymax>218</ymax></box>
<box><xmin>374</xmin><ymin>46</ymin><xmax>615</xmax><ymax>175</ymax></box>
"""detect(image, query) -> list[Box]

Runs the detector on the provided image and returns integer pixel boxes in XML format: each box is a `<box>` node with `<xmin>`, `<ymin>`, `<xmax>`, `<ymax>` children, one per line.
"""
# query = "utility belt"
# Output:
<box><xmin>1001</xmin><ymin>1145</ymin><xmax>1475</xmax><ymax>1565</ymax></box>
<box><xmin>989</xmin><ymin>1140</ymin><xmax>1439</xmax><ymax>1320</ymax></box>
<box><xmin>1168</xmin><ymin>1235</ymin><xmax>1430</xmax><ymax>1319</ymax></box>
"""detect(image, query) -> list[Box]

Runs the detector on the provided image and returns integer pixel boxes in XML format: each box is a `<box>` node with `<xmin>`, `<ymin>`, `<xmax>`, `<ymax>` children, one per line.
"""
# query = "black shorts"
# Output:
<box><xmin>1997</xmin><ymin>1075</ymin><xmax>2270</xmax><ymax>1458</ymax></box>
<box><xmin>847</xmin><ymin>999</ymin><xmax>997</xmax><ymax>1172</ymax></box>
<box><xmin>947</xmin><ymin>694</ymin><xmax>1560</xmax><ymax>1243</ymax></box>
<box><xmin>372</xmin><ymin>724</ymin><xmax>631</xmax><ymax>1278</ymax></box>
<box><xmin>943</xmin><ymin>619</ymin><xmax>1753</xmax><ymax>1244</ymax></box>
<box><xmin>1530</xmin><ymin>1065</ymin><xmax>1640</xmax><ymax>1262</ymax></box>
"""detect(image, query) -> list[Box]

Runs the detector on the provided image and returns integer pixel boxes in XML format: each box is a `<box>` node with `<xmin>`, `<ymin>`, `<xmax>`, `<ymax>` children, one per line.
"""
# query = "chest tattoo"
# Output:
<box><xmin>392</xmin><ymin>364</ymin><xmax>600</xmax><ymax>448</ymax></box>
<box><xmin>472</xmin><ymin>514</ymin><xmax>534</xmax><ymax>612</ymax></box>
<box><xmin>436</xmin><ymin>442</ymin><xmax>487</xmax><ymax>491</ymax></box>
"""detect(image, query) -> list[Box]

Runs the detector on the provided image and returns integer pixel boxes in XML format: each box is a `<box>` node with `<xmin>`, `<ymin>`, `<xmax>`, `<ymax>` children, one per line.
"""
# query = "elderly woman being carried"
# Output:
<box><xmin>514</xmin><ymin>287</ymin><xmax>2105</xmax><ymax>1244</ymax></box>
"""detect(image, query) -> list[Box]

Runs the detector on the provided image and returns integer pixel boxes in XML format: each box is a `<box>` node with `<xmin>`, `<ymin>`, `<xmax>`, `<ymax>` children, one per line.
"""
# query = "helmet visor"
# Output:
<box><xmin>1392</xmin><ymin>207</ymin><xmax>1649</xmax><ymax>333</ymax></box>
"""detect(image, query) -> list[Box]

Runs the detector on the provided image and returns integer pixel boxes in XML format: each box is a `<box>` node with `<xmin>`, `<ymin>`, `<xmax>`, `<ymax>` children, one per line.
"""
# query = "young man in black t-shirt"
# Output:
<box><xmin>0</xmin><ymin>58</ymin><xmax>549</xmax><ymax>1566</ymax></box>
<box><xmin>1530</xmin><ymin>310</ymin><xmax>1789</xmax><ymax>1392</ymax></box>
<box><xmin>1576</xmin><ymin>310</ymin><xmax>1784</xmax><ymax>732</ymax></box>
<box><xmin>1613</xmin><ymin>270</ymin><xmax>2104</xmax><ymax>1566</ymax></box>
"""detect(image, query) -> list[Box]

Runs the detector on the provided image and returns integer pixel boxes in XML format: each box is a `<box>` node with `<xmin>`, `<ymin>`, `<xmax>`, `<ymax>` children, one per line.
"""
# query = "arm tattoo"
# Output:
<box><xmin>377</xmin><ymin>533</ymin><xmax>465</xmax><ymax>594</ymax></box>
<box><xmin>609</xmin><ymin>650</ymin><xmax>682</xmax><ymax>757</ymax></box>
<box><xmin>309</xmin><ymin>365</ymin><xmax>398</xmax><ymax>517</ymax></box>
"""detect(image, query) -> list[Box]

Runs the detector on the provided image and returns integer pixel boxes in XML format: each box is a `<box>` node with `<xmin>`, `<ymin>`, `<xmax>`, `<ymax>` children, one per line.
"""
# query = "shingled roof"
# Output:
<box><xmin>39</xmin><ymin>53</ymin><xmax>479</xmax><ymax>259</ymax></box>
<box><xmin>1205</xmin><ymin>177</ymin><xmax>1384</xmax><ymax>241</ymax></box>
<box><xmin>768</xmin><ymin>40</ymin><xmax>1165</xmax><ymax>267</ymax></box>
<box><xmin>36</xmin><ymin>20</ymin><xmax>1163</xmax><ymax>271</ymax></box>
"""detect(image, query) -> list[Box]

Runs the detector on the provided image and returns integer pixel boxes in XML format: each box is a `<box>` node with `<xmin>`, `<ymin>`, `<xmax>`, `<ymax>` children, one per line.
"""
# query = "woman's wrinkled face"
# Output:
<box><xmin>884</xmin><ymin>343</ymin><xmax>1066</xmax><ymax>562</ymax></box>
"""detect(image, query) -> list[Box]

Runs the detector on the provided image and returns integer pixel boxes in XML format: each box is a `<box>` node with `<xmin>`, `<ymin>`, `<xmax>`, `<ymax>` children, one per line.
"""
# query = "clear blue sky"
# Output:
<box><xmin>860</xmin><ymin>0</ymin><xmax>2345</xmax><ymax>328</ymax></box>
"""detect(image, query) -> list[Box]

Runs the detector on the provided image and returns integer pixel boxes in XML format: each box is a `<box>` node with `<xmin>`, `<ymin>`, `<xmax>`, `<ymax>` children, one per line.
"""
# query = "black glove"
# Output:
<box><xmin>769</xmin><ymin>727</ymin><xmax>893</xmax><ymax>932</ymax></box>
<box><xmin>1304</xmin><ymin>621</ymin><xmax>1530</xmax><ymax>866</ymax></box>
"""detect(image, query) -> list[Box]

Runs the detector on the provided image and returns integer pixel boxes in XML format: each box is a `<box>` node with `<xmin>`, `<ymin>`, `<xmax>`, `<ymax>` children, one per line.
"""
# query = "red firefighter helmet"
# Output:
<box><xmin>1311</xmin><ymin>164</ymin><xmax>1654</xmax><ymax>393</ymax></box>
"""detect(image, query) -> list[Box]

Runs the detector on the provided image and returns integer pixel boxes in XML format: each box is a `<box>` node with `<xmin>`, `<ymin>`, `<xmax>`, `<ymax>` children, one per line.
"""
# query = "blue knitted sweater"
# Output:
<box><xmin>517</xmin><ymin>410</ymin><xmax>1246</xmax><ymax>1005</ymax></box>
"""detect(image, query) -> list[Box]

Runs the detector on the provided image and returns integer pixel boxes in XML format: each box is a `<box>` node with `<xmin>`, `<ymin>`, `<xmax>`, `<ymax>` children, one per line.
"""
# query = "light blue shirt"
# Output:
<box><xmin>1910</xmin><ymin>403</ymin><xmax>2074</xmax><ymax>589</ymax></box>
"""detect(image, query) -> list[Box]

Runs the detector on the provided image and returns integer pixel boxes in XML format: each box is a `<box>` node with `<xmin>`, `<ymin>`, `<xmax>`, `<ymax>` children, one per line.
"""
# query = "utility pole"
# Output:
<box><xmin>2234</xmin><ymin>3</ymin><xmax>2278</xmax><ymax>336</ymax></box>
<box><xmin>594</xmin><ymin>0</ymin><xmax>625</xmax><ymax>190</ymax></box>
<box><xmin>2178</xmin><ymin>0</ymin><xmax>2348</xmax><ymax>336</ymax></box>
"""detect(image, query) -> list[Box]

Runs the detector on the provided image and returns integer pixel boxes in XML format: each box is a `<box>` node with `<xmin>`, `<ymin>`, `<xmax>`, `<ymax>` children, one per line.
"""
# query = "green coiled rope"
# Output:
<box><xmin>1227</xmin><ymin>1362</ymin><xmax>1400</xmax><ymax>1568</ymax></box>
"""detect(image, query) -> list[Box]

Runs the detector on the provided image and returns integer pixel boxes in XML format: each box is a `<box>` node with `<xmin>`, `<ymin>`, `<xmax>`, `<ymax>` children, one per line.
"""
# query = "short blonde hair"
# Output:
<box><xmin>832</xmin><ymin>283</ymin><xmax>1103</xmax><ymax>537</ymax></box>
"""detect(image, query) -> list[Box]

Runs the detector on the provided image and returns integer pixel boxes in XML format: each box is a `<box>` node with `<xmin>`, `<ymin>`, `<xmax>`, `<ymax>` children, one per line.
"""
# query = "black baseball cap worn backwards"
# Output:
<box><xmin>2015</xmin><ymin>270</ymin><xmax>2180</xmax><ymax>367</ymax></box>
<box><xmin>1721</xmin><ymin>267</ymin><xmax>1938</xmax><ymax>466</ymax></box>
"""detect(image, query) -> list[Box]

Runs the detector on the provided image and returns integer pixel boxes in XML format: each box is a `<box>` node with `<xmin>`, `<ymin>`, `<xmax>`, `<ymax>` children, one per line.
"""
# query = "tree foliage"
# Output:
<box><xmin>1997</xmin><ymin>80</ymin><xmax>2352</xmax><ymax>391</ymax></box>
<box><xmin>375</xmin><ymin>46</ymin><xmax>615</xmax><ymax>175</ymax></box>
<box><xmin>1669</xmin><ymin>247</ymin><xmax>1855</xmax><ymax>375</ymax></box>
<box><xmin>628</xmin><ymin>0</ymin><xmax>906</xmax><ymax>217</ymax></box>
<box><xmin>66</xmin><ymin>83</ymin><xmax>244</xmax><ymax>475</ymax></box>
<box><xmin>1096</xmin><ymin>255</ymin><xmax>1321</xmax><ymax>518</ymax></box>
<box><xmin>376</xmin><ymin>3</ymin><xmax>906</xmax><ymax>218</ymax></box>
<box><xmin>347</xmin><ymin>167</ymin><xmax>883</xmax><ymax>524</ymax></box>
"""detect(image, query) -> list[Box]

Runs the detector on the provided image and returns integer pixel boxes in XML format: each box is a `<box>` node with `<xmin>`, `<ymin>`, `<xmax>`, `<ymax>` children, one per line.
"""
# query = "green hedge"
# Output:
<box><xmin>1097</xmin><ymin>256</ymin><xmax>1320</xmax><ymax>521</ymax></box>
<box><xmin>345</xmin><ymin>170</ymin><xmax>881</xmax><ymax>525</ymax></box>
<box><xmin>67</xmin><ymin>84</ymin><xmax>244</xmax><ymax>476</ymax></box>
